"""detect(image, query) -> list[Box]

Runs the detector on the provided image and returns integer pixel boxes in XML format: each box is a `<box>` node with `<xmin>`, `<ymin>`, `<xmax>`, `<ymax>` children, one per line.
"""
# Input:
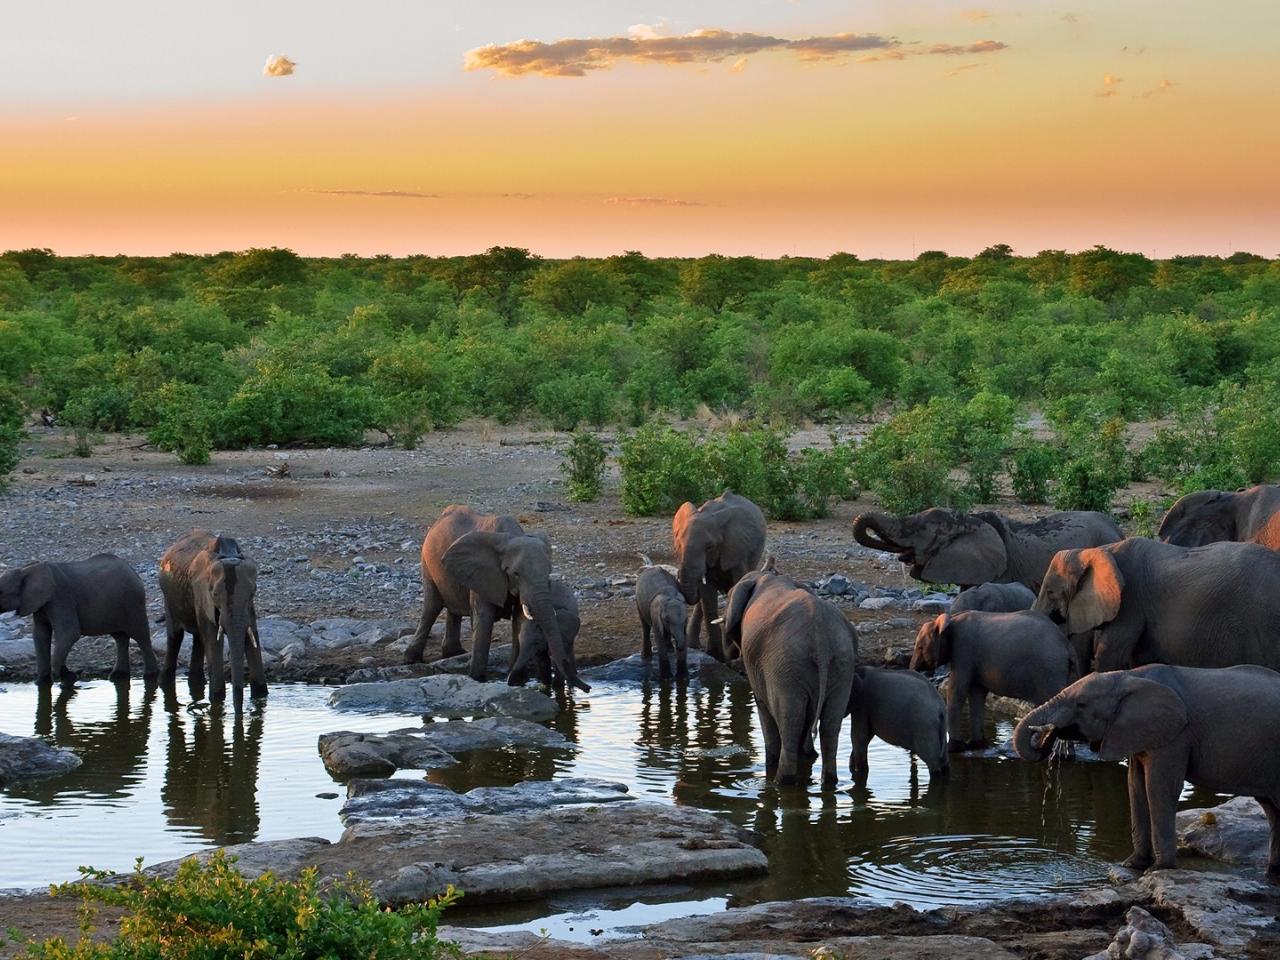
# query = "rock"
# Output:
<box><xmin>1084</xmin><ymin>906</ymin><xmax>1214</xmax><ymax>960</ymax></box>
<box><xmin>253</xmin><ymin>618</ymin><xmax>310</xmax><ymax>654</ymax></box>
<box><xmin>318</xmin><ymin>730</ymin><xmax>458</xmax><ymax>777</ymax></box>
<box><xmin>859</xmin><ymin>596</ymin><xmax>898</xmax><ymax>611</ymax></box>
<box><xmin>344</xmin><ymin>663</ymin><xmax>435</xmax><ymax>685</ymax></box>
<box><xmin>0</xmin><ymin>733</ymin><xmax>81</xmax><ymax>784</ymax></box>
<box><xmin>912</xmin><ymin>598</ymin><xmax>952</xmax><ymax>614</ymax></box>
<box><xmin>146</xmin><ymin>837</ymin><xmax>331</xmax><ymax>881</ymax></box>
<box><xmin>340</xmin><ymin>777</ymin><xmax>630</xmax><ymax>824</ymax></box>
<box><xmin>816</xmin><ymin>574</ymin><xmax>867</xmax><ymax>599</ymax></box>
<box><xmin>582</xmin><ymin>652</ymin><xmax>746</xmax><ymax>686</ymax></box>
<box><xmin>1139</xmin><ymin>869</ymin><xmax>1280</xmax><ymax>954</ymax></box>
<box><xmin>1176</xmin><ymin>796</ymin><xmax>1271</xmax><ymax>868</ymax></box>
<box><xmin>430</xmin><ymin>643</ymin><xmax>511</xmax><ymax>680</ymax></box>
<box><xmin>329</xmin><ymin>674</ymin><xmax>558</xmax><ymax>722</ymax></box>
<box><xmin>309</xmin><ymin>618</ymin><xmax>414</xmax><ymax>651</ymax></box>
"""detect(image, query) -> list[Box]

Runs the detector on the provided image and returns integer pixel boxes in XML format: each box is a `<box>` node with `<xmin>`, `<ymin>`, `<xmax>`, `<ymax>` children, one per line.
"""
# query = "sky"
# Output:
<box><xmin>1</xmin><ymin>1</ymin><xmax>1276</xmax><ymax>259</ymax></box>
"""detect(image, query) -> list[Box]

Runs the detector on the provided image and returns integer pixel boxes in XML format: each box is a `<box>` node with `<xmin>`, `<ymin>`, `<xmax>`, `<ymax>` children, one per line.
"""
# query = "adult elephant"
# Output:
<box><xmin>674</xmin><ymin>491</ymin><xmax>766</xmax><ymax>661</ymax></box>
<box><xmin>1034</xmin><ymin>538</ymin><xmax>1280</xmax><ymax>673</ymax></box>
<box><xmin>159</xmin><ymin>531</ymin><xmax>267</xmax><ymax>709</ymax></box>
<box><xmin>724</xmin><ymin>569</ymin><xmax>856</xmax><ymax>787</ymax></box>
<box><xmin>852</xmin><ymin>507</ymin><xmax>1122</xmax><ymax>592</ymax></box>
<box><xmin>1014</xmin><ymin>664</ymin><xmax>1280</xmax><ymax>877</ymax></box>
<box><xmin>401</xmin><ymin>505</ymin><xmax>588</xmax><ymax>693</ymax></box>
<box><xmin>1158</xmin><ymin>484</ymin><xmax>1280</xmax><ymax>549</ymax></box>
<box><xmin>0</xmin><ymin>554</ymin><xmax>158</xmax><ymax>685</ymax></box>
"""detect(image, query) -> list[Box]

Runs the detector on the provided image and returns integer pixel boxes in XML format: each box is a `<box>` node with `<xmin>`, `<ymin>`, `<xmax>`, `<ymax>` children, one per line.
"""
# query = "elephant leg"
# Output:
<box><xmin>443</xmin><ymin>613</ymin><xmax>462</xmax><ymax>659</ymax></box>
<box><xmin>776</xmin><ymin>706</ymin><xmax>809</xmax><ymax>786</ymax></box>
<box><xmin>33</xmin><ymin>616</ymin><xmax>53</xmax><ymax>685</ymax></box>
<box><xmin>109</xmin><ymin>632</ymin><xmax>131</xmax><ymax>681</ymax></box>
<box><xmin>700</xmin><ymin>584</ymin><xmax>724</xmax><ymax>661</ymax></box>
<box><xmin>757</xmin><ymin>702</ymin><xmax>781</xmax><ymax>782</ymax></box>
<box><xmin>675</xmin><ymin>637</ymin><xmax>688</xmax><ymax>678</ymax></box>
<box><xmin>849</xmin><ymin>714</ymin><xmax>871</xmax><ymax>777</ymax></box>
<box><xmin>642</xmin><ymin>623</ymin><xmax>652</xmax><ymax>660</ymax></box>
<box><xmin>247</xmin><ymin>607</ymin><xmax>268</xmax><ymax>700</ymax></box>
<box><xmin>404</xmin><ymin>579</ymin><xmax>447</xmax><ymax>663</ymax></box>
<box><xmin>943</xmin><ymin>676</ymin><xmax>967</xmax><ymax>750</ymax></box>
<box><xmin>131</xmin><ymin>620</ymin><xmax>159</xmax><ymax>678</ymax></box>
<box><xmin>1257</xmin><ymin>798</ymin><xmax>1280</xmax><ymax>879</ymax></box>
<box><xmin>51</xmin><ymin>629</ymin><xmax>79</xmax><ymax>685</ymax></box>
<box><xmin>968</xmin><ymin>688</ymin><xmax>987</xmax><ymax>748</ymax></box>
<box><xmin>1144</xmin><ymin>753</ymin><xmax>1185</xmax><ymax>870</ymax></box>
<box><xmin>162</xmin><ymin>614</ymin><xmax>184</xmax><ymax>677</ymax></box>
<box><xmin>468</xmin><ymin>603</ymin><xmax>496</xmax><ymax>683</ymax></box>
<box><xmin>686</xmin><ymin>604</ymin><xmax>703</xmax><ymax>651</ymax></box>
<box><xmin>1122</xmin><ymin>760</ymin><xmax>1154</xmax><ymax>870</ymax></box>
<box><xmin>818</xmin><ymin>698</ymin><xmax>844</xmax><ymax>789</ymax></box>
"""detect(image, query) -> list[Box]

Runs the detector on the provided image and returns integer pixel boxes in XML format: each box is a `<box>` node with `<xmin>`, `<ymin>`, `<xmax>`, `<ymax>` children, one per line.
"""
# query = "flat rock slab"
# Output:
<box><xmin>341</xmin><ymin>777</ymin><xmax>630</xmax><ymax>824</ymax></box>
<box><xmin>308</xmin><ymin>801</ymin><xmax>766</xmax><ymax>905</ymax></box>
<box><xmin>147</xmin><ymin>837</ymin><xmax>332</xmax><ymax>881</ymax></box>
<box><xmin>319</xmin><ymin>717</ymin><xmax>572</xmax><ymax>778</ymax></box>
<box><xmin>1177</xmin><ymin>796</ymin><xmax>1270</xmax><ymax>868</ymax></box>
<box><xmin>0</xmin><ymin>733</ymin><xmax>81</xmax><ymax>784</ymax></box>
<box><xmin>581</xmin><ymin>652</ymin><xmax>746</xmax><ymax>686</ymax></box>
<box><xmin>431</xmin><ymin>644</ymin><xmax>512</xmax><ymax>679</ymax></box>
<box><xmin>329</xmin><ymin>673</ymin><xmax>558</xmax><ymax>722</ymax></box>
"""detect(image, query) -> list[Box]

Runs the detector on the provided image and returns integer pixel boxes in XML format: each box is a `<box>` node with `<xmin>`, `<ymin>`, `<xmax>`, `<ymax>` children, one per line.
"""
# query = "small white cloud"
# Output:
<box><xmin>730</xmin><ymin>56</ymin><xmax>748</xmax><ymax>73</ymax></box>
<box><xmin>264</xmin><ymin>55</ymin><xmax>296</xmax><ymax>78</ymax></box>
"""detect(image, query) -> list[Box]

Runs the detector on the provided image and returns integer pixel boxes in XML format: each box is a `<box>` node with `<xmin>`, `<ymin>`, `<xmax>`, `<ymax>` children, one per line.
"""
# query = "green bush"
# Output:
<box><xmin>1009</xmin><ymin>437</ymin><xmax>1061</xmax><ymax>505</ymax></box>
<box><xmin>534</xmin><ymin>372</ymin><xmax>614</xmax><ymax>431</ymax></box>
<box><xmin>560</xmin><ymin>431</ymin><xmax>608</xmax><ymax>501</ymax></box>
<box><xmin>217</xmin><ymin>363</ymin><xmax>373</xmax><ymax>447</ymax></box>
<box><xmin>13</xmin><ymin>852</ymin><xmax>461</xmax><ymax>959</ymax></box>
<box><xmin>618</xmin><ymin>424</ymin><xmax>715</xmax><ymax>516</ymax></box>
<box><xmin>145</xmin><ymin>381</ymin><xmax>213</xmax><ymax>465</ymax></box>
<box><xmin>1049</xmin><ymin>416</ymin><xmax>1131</xmax><ymax>512</ymax></box>
<box><xmin>0</xmin><ymin>388</ymin><xmax>23</xmax><ymax>489</ymax></box>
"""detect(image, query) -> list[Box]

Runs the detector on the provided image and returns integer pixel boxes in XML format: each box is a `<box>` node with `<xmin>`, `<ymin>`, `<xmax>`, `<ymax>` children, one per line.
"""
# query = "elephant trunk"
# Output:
<box><xmin>507</xmin><ymin>623</ymin><xmax>539</xmax><ymax>686</ymax></box>
<box><xmin>524</xmin><ymin>591</ymin><xmax>590</xmax><ymax>693</ymax></box>
<box><xmin>677</xmin><ymin>553</ymin><xmax>705</xmax><ymax>605</ymax></box>
<box><xmin>1012</xmin><ymin>693</ymin><xmax>1075</xmax><ymax>761</ymax></box>
<box><xmin>852</xmin><ymin>512</ymin><xmax>903</xmax><ymax>554</ymax></box>
<box><xmin>221</xmin><ymin>612</ymin><xmax>249</xmax><ymax>703</ymax></box>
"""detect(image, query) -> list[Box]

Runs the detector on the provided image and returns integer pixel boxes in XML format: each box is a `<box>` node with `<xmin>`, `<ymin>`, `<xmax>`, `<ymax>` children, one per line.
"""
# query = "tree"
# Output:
<box><xmin>0</xmin><ymin>387</ymin><xmax>23</xmax><ymax>490</ymax></box>
<box><xmin>1068</xmin><ymin>245</ymin><xmax>1156</xmax><ymax>301</ymax></box>
<box><xmin>529</xmin><ymin>259</ymin><xmax>626</xmax><ymax>315</ymax></box>
<box><xmin>976</xmin><ymin>243</ymin><xmax>1015</xmax><ymax>260</ymax></box>
<box><xmin>208</xmin><ymin>247</ymin><xmax>308</xmax><ymax>288</ymax></box>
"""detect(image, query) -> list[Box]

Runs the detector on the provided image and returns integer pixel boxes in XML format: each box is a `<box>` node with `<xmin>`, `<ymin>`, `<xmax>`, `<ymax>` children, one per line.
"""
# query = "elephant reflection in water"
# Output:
<box><xmin>425</xmin><ymin>704</ymin><xmax>574</xmax><ymax>794</ymax></box>
<box><xmin>16</xmin><ymin>679</ymin><xmax>158</xmax><ymax>803</ymax></box>
<box><xmin>752</xmin><ymin>788</ymin><xmax>854</xmax><ymax>900</ymax></box>
<box><xmin>161</xmin><ymin>692</ymin><xmax>263</xmax><ymax>845</ymax></box>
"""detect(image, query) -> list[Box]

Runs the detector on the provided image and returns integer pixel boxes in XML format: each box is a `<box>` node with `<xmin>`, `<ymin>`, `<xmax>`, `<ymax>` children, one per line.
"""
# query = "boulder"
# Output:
<box><xmin>147</xmin><ymin>837</ymin><xmax>331</xmax><ymax>881</ymax></box>
<box><xmin>429</xmin><ymin>643</ymin><xmax>512</xmax><ymax>680</ymax></box>
<box><xmin>1176</xmin><ymin>796</ymin><xmax>1270</xmax><ymax>868</ymax></box>
<box><xmin>340</xmin><ymin>777</ymin><xmax>630</xmax><ymax>824</ymax></box>
<box><xmin>318</xmin><ymin>730</ymin><xmax>457</xmax><ymax>778</ymax></box>
<box><xmin>582</xmin><ymin>652</ymin><xmax>746</xmax><ymax>686</ymax></box>
<box><xmin>859</xmin><ymin>596</ymin><xmax>898</xmax><ymax>611</ymax></box>
<box><xmin>1139</xmin><ymin>869</ymin><xmax>1280</xmax><ymax>954</ymax></box>
<box><xmin>329</xmin><ymin>674</ymin><xmax>558</xmax><ymax>721</ymax></box>
<box><xmin>0</xmin><ymin>733</ymin><xmax>81</xmax><ymax>784</ymax></box>
<box><xmin>1084</xmin><ymin>906</ymin><xmax>1214</xmax><ymax>960</ymax></box>
<box><xmin>253</xmin><ymin>618</ymin><xmax>311</xmax><ymax>654</ymax></box>
<box><xmin>309</xmin><ymin>618</ymin><xmax>414</xmax><ymax>651</ymax></box>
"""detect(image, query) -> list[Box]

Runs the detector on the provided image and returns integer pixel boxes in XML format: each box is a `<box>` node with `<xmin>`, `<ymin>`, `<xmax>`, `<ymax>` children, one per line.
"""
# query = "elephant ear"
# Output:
<box><xmin>1158</xmin><ymin>490</ymin><xmax>1231</xmax><ymax>546</ymax></box>
<box><xmin>1067</xmin><ymin>549</ymin><xmax>1124</xmax><ymax>635</ymax></box>
<box><xmin>672</xmin><ymin>502</ymin><xmax>697</xmax><ymax>547</ymax></box>
<box><xmin>443</xmin><ymin>531</ymin><xmax>515</xmax><ymax>607</ymax></box>
<box><xmin>17</xmin><ymin>563</ymin><xmax>55</xmax><ymax>616</ymax></box>
<box><xmin>919</xmin><ymin>517</ymin><xmax>1007</xmax><ymax>586</ymax></box>
<box><xmin>1098</xmin><ymin>676</ymin><xmax>1188</xmax><ymax>761</ymax></box>
<box><xmin>723</xmin><ymin>573</ymin><xmax>763</xmax><ymax>651</ymax></box>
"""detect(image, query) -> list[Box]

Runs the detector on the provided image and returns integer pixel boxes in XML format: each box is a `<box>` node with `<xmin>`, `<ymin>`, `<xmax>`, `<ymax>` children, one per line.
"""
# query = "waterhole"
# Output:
<box><xmin>0</xmin><ymin>676</ymin><xmax>1137</xmax><ymax>936</ymax></box>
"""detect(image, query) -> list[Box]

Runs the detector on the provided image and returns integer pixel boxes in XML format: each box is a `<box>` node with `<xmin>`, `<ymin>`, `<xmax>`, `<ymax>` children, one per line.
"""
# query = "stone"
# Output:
<box><xmin>309</xmin><ymin>617</ymin><xmax>414</xmax><ymax>651</ymax></box>
<box><xmin>340</xmin><ymin>777</ymin><xmax>630</xmax><ymax>824</ymax></box>
<box><xmin>329</xmin><ymin>674</ymin><xmax>558</xmax><ymax>722</ymax></box>
<box><xmin>1139</xmin><ymin>869</ymin><xmax>1280</xmax><ymax>953</ymax></box>
<box><xmin>581</xmin><ymin>651</ymin><xmax>746</xmax><ymax>686</ymax></box>
<box><xmin>253</xmin><ymin>617</ymin><xmax>311</xmax><ymax>654</ymax></box>
<box><xmin>860</xmin><ymin>596</ymin><xmax>898</xmax><ymax>611</ymax></box>
<box><xmin>146</xmin><ymin>837</ymin><xmax>331</xmax><ymax>881</ymax></box>
<box><xmin>430</xmin><ymin>643</ymin><xmax>512</xmax><ymax>680</ymax></box>
<box><xmin>0</xmin><ymin>733</ymin><xmax>81</xmax><ymax>784</ymax></box>
<box><xmin>1176</xmin><ymin>796</ymin><xmax>1271</xmax><ymax>868</ymax></box>
<box><xmin>912</xmin><ymin>598</ymin><xmax>952</xmax><ymax>614</ymax></box>
<box><xmin>318</xmin><ymin>730</ymin><xmax>457</xmax><ymax>777</ymax></box>
<box><xmin>1084</xmin><ymin>906</ymin><xmax>1214</xmax><ymax>960</ymax></box>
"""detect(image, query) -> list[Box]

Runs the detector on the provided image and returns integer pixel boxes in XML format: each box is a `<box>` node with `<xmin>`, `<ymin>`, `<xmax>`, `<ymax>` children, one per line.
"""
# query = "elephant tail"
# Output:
<box><xmin>810</xmin><ymin>652</ymin><xmax>831</xmax><ymax>745</ymax></box>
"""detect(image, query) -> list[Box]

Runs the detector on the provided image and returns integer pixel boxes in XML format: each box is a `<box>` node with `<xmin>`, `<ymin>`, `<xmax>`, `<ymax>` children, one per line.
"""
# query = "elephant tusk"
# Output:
<box><xmin>521</xmin><ymin>602</ymin><xmax>534</xmax><ymax>620</ymax></box>
<box><xmin>710</xmin><ymin>617</ymin><xmax>725</xmax><ymax>626</ymax></box>
<box><xmin>248</xmin><ymin>625</ymin><xmax>260</xmax><ymax>650</ymax></box>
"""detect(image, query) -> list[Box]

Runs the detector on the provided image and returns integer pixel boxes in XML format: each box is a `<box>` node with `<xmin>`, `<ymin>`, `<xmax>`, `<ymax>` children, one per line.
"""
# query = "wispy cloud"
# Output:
<box><xmin>263</xmin><ymin>55</ymin><xmax>296</xmax><ymax>78</ymax></box>
<box><xmin>463</xmin><ymin>27</ymin><xmax>1007</xmax><ymax>77</ymax></box>
<box><xmin>1136</xmin><ymin>78</ymin><xmax>1175</xmax><ymax>98</ymax></box>
<box><xmin>1096</xmin><ymin>73</ymin><xmax>1123</xmax><ymax>97</ymax></box>
<box><xmin>310</xmin><ymin>189</ymin><xmax>440</xmax><ymax>199</ymax></box>
<box><xmin>730</xmin><ymin>56</ymin><xmax>749</xmax><ymax>74</ymax></box>
<box><xmin>960</xmin><ymin>9</ymin><xmax>993</xmax><ymax>22</ymax></box>
<box><xmin>603</xmin><ymin>196</ymin><xmax>705</xmax><ymax>207</ymax></box>
<box><xmin>1061</xmin><ymin>12</ymin><xmax>1080</xmax><ymax>24</ymax></box>
<box><xmin>948</xmin><ymin>62</ymin><xmax>984</xmax><ymax>77</ymax></box>
<box><xmin>501</xmin><ymin>192</ymin><xmax>537</xmax><ymax>200</ymax></box>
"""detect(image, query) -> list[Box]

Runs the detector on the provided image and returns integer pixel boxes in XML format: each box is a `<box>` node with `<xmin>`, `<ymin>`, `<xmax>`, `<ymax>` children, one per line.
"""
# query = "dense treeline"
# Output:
<box><xmin>1</xmin><ymin>244</ymin><xmax>1278</xmax><ymax>506</ymax></box>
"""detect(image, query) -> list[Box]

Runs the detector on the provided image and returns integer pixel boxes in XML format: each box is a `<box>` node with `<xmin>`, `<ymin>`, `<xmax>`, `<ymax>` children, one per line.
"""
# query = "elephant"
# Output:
<box><xmin>0</xmin><ymin>554</ymin><xmax>158</xmax><ymax>685</ymax></box>
<box><xmin>1014</xmin><ymin>664</ymin><xmax>1280</xmax><ymax>876</ymax></box>
<box><xmin>849</xmin><ymin>666</ymin><xmax>948</xmax><ymax>779</ymax></box>
<box><xmin>507</xmin><ymin>579</ymin><xmax>580</xmax><ymax>691</ymax></box>
<box><xmin>910</xmin><ymin>610</ymin><xmax>1078</xmax><ymax>750</ymax></box>
<box><xmin>674</xmin><ymin>491</ymin><xmax>767</xmax><ymax>661</ymax></box>
<box><xmin>949</xmin><ymin>581</ymin><xmax>1036</xmax><ymax>614</ymax></box>
<box><xmin>637</xmin><ymin>564</ymin><xmax>689</xmax><ymax>680</ymax></box>
<box><xmin>1034</xmin><ymin>538</ymin><xmax>1280</xmax><ymax>673</ymax></box>
<box><xmin>158</xmin><ymin>531</ymin><xmax>267</xmax><ymax>708</ymax></box>
<box><xmin>1158</xmin><ymin>484</ymin><xmax>1280</xmax><ymax>549</ymax></box>
<box><xmin>724</xmin><ymin>569</ymin><xmax>857</xmax><ymax>787</ymax></box>
<box><xmin>852</xmin><ymin>507</ymin><xmax>1123</xmax><ymax>592</ymax></box>
<box><xmin>401</xmin><ymin>505</ymin><xmax>588</xmax><ymax>693</ymax></box>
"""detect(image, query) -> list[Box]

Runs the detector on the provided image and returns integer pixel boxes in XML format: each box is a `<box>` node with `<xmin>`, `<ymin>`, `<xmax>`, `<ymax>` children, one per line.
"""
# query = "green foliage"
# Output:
<box><xmin>1048</xmin><ymin>414</ymin><xmax>1131</xmax><ymax>512</ymax></box>
<box><xmin>1009</xmin><ymin>437</ymin><xmax>1061</xmax><ymax>505</ymax></box>
<box><xmin>0</xmin><ymin>388</ymin><xmax>23</xmax><ymax>489</ymax></box>
<box><xmin>218</xmin><ymin>364</ymin><xmax>373</xmax><ymax>447</ymax></box>
<box><xmin>14</xmin><ymin>852</ymin><xmax>461</xmax><ymax>960</ymax></box>
<box><xmin>854</xmin><ymin>406</ymin><xmax>966</xmax><ymax>514</ymax></box>
<box><xmin>145</xmin><ymin>381</ymin><xmax>213</xmax><ymax>465</ymax></box>
<box><xmin>1129</xmin><ymin>498</ymin><xmax>1158</xmax><ymax>538</ymax></box>
<box><xmin>534</xmin><ymin>372</ymin><xmax>614</xmax><ymax>431</ymax></box>
<box><xmin>560</xmin><ymin>431</ymin><xmax>608</xmax><ymax>502</ymax></box>
<box><xmin>618</xmin><ymin>424</ymin><xmax>715</xmax><ymax>516</ymax></box>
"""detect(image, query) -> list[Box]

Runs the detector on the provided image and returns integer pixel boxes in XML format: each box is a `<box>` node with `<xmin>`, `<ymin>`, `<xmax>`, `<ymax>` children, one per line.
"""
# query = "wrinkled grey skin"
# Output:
<box><xmin>1034</xmin><ymin>538</ymin><xmax>1280</xmax><ymax>674</ymax></box>
<box><xmin>636</xmin><ymin>565</ymin><xmax>689</xmax><ymax>680</ymax></box>
<box><xmin>725</xmin><ymin>570</ymin><xmax>857</xmax><ymax>787</ymax></box>
<box><xmin>1158</xmin><ymin>484</ymin><xmax>1280</xmax><ymax>549</ymax></box>
<box><xmin>849</xmin><ymin>666</ymin><xmax>948</xmax><ymax>779</ymax></box>
<box><xmin>674</xmin><ymin>491</ymin><xmax>766</xmax><ymax>662</ymax></box>
<box><xmin>949</xmin><ymin>581</ymin><xmax>1036</xmax><ymax>614</ymax></box>
<box><xmin>1015</xmin><ymin>664</ymin><xmax>1280</xmax><ymax>876</ymax></box>
<box><xmin>0</xmin><ymin>554</ymin><xmax>158</xmax><ymax>686</ymax></box>
<box><xmin>509</xmin><ymin>579</ymin><xmax>579</xmax><ymax>691</ymax></box>
<box><xmin>852</xmin><ymin>507</ymin><xmax>1123</xmax><ymax>592</ymax></box>
<box><xmin>159</xmin><ymin>531</ymin><xmax>266</xmax><ymax>710</ymax></box>
<box><xmin>402</xmin><ymin>505</ymin><xmax>588</xmax><ymax>693</ymax></box>
<box><xmin>911</xmin><ymin>610</ymin><xmax>1077</xmax><ymax>750</ymax></box>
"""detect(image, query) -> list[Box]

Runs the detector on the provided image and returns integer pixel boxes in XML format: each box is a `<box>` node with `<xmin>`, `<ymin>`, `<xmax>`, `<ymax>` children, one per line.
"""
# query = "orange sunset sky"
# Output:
<box><xmin>1</xmin><ymin>1</ymin><xmax>1276</xmax><ymax>259</ymax></box>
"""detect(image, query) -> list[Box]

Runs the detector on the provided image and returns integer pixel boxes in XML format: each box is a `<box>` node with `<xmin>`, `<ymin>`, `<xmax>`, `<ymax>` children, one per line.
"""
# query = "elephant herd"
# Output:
<box><xmin>6</xmin><ymin>483</ymin><xmax>1280</xmax><ymax>878</ymax></box>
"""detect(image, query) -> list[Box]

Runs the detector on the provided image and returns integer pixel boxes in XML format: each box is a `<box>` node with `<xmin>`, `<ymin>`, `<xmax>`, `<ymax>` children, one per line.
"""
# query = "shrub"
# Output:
<box><xmin>560</xmin><ymin>431</ymin><xmax>608</xmax><ymax>502</ymax></box>
<box><xmin>1009</xmin><ymin>437</ymin><xmax>1061</xmax><ymax>505</ymax></box>
<box><xmin>1049</xmin><ymin>416</ymin><xmax>1131</xmax><ymax>512</ymax></box>
<box><xmin>145</xmin><ymin>381</ymin><xmax>214</xmax><ymax>465</ymax></box>
<box><xmin>534</xmin><ymin>372</ymin><xmax>614</xmax><ymax>431</ymax></box>
<box><xmin>0</xmin><ymin>388</ymin><xmax>23</xmax><ymax>489</ymax></box>
<box><xmin>618</xmin><ymin>424</ymin><xmax>715</xmax><ymax>516</ymax></box>
<box><xmin>217</xmin><ymin>363</ymin><xmax>374</xmax><ymax>447</ymax></box>
<box><xmin>14</xmin><ymin>852</ymin><xmax>461</xmax><ymax>960</ymax></box>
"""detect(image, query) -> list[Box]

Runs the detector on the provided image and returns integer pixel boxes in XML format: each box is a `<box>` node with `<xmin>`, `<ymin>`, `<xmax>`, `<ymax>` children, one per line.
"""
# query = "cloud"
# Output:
<box><xmin>1121</xmin><ymin>45</ymin><xmax>1147</xmax><ymax>55</ymax></box>
<box><xmin>960</xmin><ymin>9</ymin><xmax>993</xmax><ymax>21</ymax></box>
<box><xmin>603</xmin><ymin>196</ymin><xmax>704</xmax><ymax>207</ymax></box>
<box><xmin>501</xmin><ymin>192</ymin><xmax>537</xmax><ymax>200</ymax></box>
<box><xmin>730</xmin><ymin>56</ymin><xmax>749</xmax><ymax>74</ymax></box>
<box><xmin>463</xmin><ymin>27</ymin><xmax>1006</xmax><ymax>77</ymax></box>
<box><xmin>263</xmin><ymin>55</ymin><xmax>296</xmax><ymax>78</ymax></box>
<box><xmin>1136</xmin><ymin>78</ymin><xmax>1175</xmax><ymax>98</ymax></box>
<box><xmin>1061</xmin><ymin>12</ymin><xmax>1080</xmax><ymax>24</ymax></box>
<box><xmin>948</xmin><ymin>62</ymin><xmax>983</xmax><ymax>77</ymax></box>
<box><xmin>1096</xmin><ymin>73</ymin><xmax>1122</xmax><ymax>97</ymax></box>
<box><xmin>310</xmin><ymin>189</ymin><xmax>440</xmax><ymax>199</ymax></box>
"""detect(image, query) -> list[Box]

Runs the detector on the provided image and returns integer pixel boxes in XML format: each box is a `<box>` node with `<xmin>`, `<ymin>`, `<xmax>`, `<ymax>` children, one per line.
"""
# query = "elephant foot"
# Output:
<box><xmin>821</xmin><ymin>773</ymin><xmax>838</xmax><ymax>790</ymax></box>
<box><xmin>250</xmin><ymin>683</ymin><xmax>269</xmax><ymax>700</ymax></box>
<box><xmin>35</xmin><ymin>672</ymin><xmax>52</xmax><ymax>686</ymax></box>
<box><xmin>1120</xmin><ymin>853</ymin><xmax>1153</xmax><ymax>872</ymax></box>
<box><xmin>108</xmin><ymin>668</ymin><xmax>130</xmax><ymax>682</ymax></box>
<box><xmin>401</xmin><ymin>648</ymin><xmax>425</xmax><ymax>666</ymax></box>
<box><xmin>929</xmin><ymin>765</ymin><xmax>950</xmax><ymax>779</ymax></box>
<box><xmin>59</xmin><ymin>670</ymin><xmax>78</xmax><ymax>686</ymax></box>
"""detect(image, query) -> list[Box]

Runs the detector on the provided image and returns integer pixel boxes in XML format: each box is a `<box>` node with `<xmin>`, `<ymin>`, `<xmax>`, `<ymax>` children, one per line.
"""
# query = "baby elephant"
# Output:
<box><xmin>911</xmin><ymin>610</ymin><xmax>1076</xmax><ymax>751</ymax></box>
<box><xmin>637</xmin><ymin>565</ymin><xmax>689</xmax><ymax>679</ymax></box>
<box><xmin>508</xmin><ymin>579</ymin><xmax>580</xmax><ymax>690</ymax></box>
<box><xmin>1015</xmin><ymin>664</ymin><xmax>1280</xmax><ymax>877</ymax></box>
<box><xmin>0</xmin><ymin>554</ymin><xmax>159</xmax><ymax>685</ymax></box>
<box><xmin>849</xmin><ymin>666</ymin><xmax>948</xmax><ymax>779</ymax></box>
<box><xmin>949</xmin><ymin>581</ymin><xmax>1036</xmax><ymax>614</ymax></box>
